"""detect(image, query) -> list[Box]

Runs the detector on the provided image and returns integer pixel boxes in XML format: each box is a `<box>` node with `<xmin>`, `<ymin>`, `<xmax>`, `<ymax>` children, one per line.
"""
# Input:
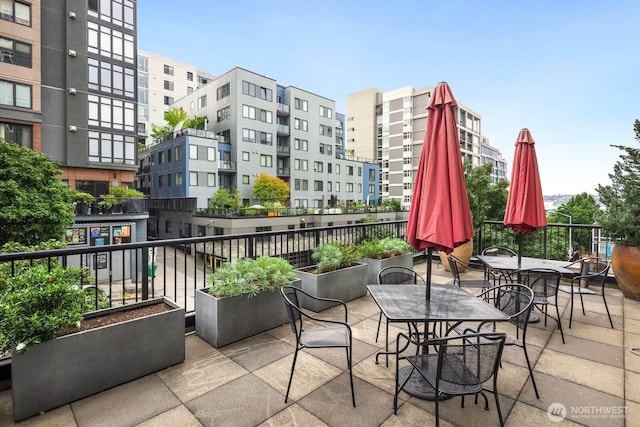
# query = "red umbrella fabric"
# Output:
<box><xmin>503</xmin><ymin>128</ymin><xmax>547</xmax><ymax>233</ymax></box>
<box><xmin>406</xmin><ymin>82</ymin><xmax>474</xmax><ymax>298</ymax></box>
<box><xmin>406</xmin><ymin>82</ymin><xmax>474</xmax><ymax>253</ymax></box>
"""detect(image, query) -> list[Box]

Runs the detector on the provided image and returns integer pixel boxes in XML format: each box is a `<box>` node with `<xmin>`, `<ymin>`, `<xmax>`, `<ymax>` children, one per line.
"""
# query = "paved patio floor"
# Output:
<box><xmin>1</xmin><ymin>260</ymin><xmax>639</xmax><ymax>427</ymax></box>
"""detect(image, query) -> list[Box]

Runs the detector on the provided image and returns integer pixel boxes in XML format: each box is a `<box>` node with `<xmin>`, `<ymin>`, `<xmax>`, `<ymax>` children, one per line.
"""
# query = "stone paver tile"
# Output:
<box><xmin>219</xmin><ymin>333</ymin><xmax>294</xmax><ymax>371</ymax></box>
<box><xmin>185</xmin><ymin>333</ymin><xmax>217</xmax><ymax>361</ymax></box>
<box><xmin>353</xmin><ymin>353</ymin><xmax>400</xmax><ymax>395</ymax></box>
<box><xmin>624</xmin><ymin>299</ymin><xmax>640</xmax><ymax>321</ymax></box>
<box><xmin>71</xmin><ymin>375</ymin><xmax>181</xmax><ymax>427</ymax></box>
<box><xmin>563</xmin><ymin>320</ymin><xmax>623</xmax><ymax>346</ymax></box>
<box><xmin>298</xmin><ymin>373</ymin><xmax>394</xmax><ymax>427</ymax></box>
<box><xmin>506</xmin><ymin>402</ymin><xmax>581</xmax><ymax>426</ymax></box>
<box><xmin>185</xmin><ymin>374</ymin><xmax>288</xmax><ymax>427</ymax></box>
<box><xmin>546</xmin><ymin>332</ymin><xmax>624</xmax><ymax>368</ymax></box>
<box><xmin>253</xmin><ymin>352</ymin><xmax>341</xmax><ymax>401</ymax></box>
<box><xmin>625</xmin><ymin>331</ymin><xmax>640</xmax><ymax>374</ymax></box>
<box><xmin>626</xmin><ymin>370</ymin><xmax>640</xmax><ymax>404</ymax></box>
<box><xmin>345</xmin><ymin>296</ymin><xmax>383</xmax><ymax>319</ymax></box>
<box><xmin>625</xmin><ymin>317</ymin><xmax>640</xmax><ymax>336</ymax></box>
<box><xmin>257</xmin><ymin>404</ymin><xmax>327</xmax><ymax>427</ymax></box>
<box><xmin>624</xmin><ymin>400</ymin><xmax>640</xmax><ymax>426</ymax></box>
<box><xmin>135</xmin><ymin>405</ymin><xmax>203</xmax><ymax>427</ymax></box>
<box><xmin>381</xmin><ymin>401</ymin><xmax>449</xmax><ymax>426</ymax></box>
<box><xmin>535</xmin><ymin>349</ymin><xmax>624</xmax><ymax>398</ymax></box>
<box><xmin>12</xmin><ymin>404</ymin><xmax>77</xmax><ymax>427</ymax></box>
<box><xmin>495</xmin><ymin>361</ymin><xmax>531</xmax><ymax>400</ymax></box>
<box><xmin>350</xmin><ymin>317</ymin><xmax>406</xmax><ymax>348</ymax></box>
<box><xmin>266</xmin><ymin>323</ymin><xmax>296</xmax><ymax>345</ymax></box>
<box><xmin>157</xmin><ymin>348</ymin><xmax>248</xmax><ymax>403</ymax></box>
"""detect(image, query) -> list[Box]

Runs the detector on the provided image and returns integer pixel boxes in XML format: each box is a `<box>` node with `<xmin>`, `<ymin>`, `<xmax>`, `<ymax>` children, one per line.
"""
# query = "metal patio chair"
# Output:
<box><xmin>520</xmin><ymin>268</ymin><xmax>565</xmax><ymax>343</ymax></box>
<box><xmin>280</xmin><ymin>285</ymin><xmax>355</xmax><ymax>406</ymax></box>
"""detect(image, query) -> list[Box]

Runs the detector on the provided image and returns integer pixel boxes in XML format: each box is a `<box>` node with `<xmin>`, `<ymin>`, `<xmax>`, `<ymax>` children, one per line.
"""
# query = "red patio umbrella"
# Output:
<box><xmin>503</xmin><ymin>128</ymin><xmax>547</xmax><ymax>268</ymax></box>
<box><xmin>406</xmin><ymin>82</ymin><xmax>474</xmax><ymax>299</ymax></box>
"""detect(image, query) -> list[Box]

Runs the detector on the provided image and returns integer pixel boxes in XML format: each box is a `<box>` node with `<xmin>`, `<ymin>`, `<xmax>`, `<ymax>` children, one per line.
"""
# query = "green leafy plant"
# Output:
<box><xmin>97</xmin><ymin>194</ymin><xmax>118</xmax><ymax>210</ymax></box>
<box><xmin>0</xmin><ymin>240</ymin><xmax>68</xmax><ymax>293</ymax></box>
<box><xmin>71</xmin><ymin>190</ymin><xmax>95</xmax><ymax>205</ymax></box>
<box><xmin>0</xmin><ymin>264</ymin><xmax>87</xmax><ymax>354</ymax></box>
<box><xmin>596</xmin><ymin>119</ymin><xmax>640</xmax><ymax>246</ymax></box>
<box><xmin>206</xmin><ymin>256</ymin><xmax>296</xmax><ymax>298</ymax></box>
<box><xmin>359</xmin><ymin>237</ymin><xmax>412</xmax><ymax>260</ymax></box>
<box><xmin>312</xmin><ymin>241</ymin><xmax>361</xmax><ymax>273</ymax></box>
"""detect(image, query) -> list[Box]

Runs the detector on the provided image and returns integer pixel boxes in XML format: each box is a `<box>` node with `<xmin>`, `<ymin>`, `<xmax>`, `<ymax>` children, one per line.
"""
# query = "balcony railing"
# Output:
<box><xmin>217</xmin><ymin>160</ymin><xmax>236</xmax><ymax>171</ymax></box>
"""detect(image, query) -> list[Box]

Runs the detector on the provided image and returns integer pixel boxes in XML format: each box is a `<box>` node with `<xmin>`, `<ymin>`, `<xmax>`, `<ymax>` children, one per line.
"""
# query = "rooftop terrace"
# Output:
<box><xmin>1</xmin><ymin>259</ymin><xmax>638</xmax><ymax>427</ymax></box>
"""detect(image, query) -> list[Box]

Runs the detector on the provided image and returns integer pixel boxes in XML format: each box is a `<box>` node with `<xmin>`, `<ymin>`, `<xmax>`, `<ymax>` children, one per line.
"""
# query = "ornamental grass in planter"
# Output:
<box><xmin>196</xmin><ymin>256</ymin><xmax>300</xmax><ymax>347</ymax></box>
<box><xmin>358</xmin><ymin>237</ymin><xmax>414</xmax><ymax>284</ymax></box>
<box><xmin>295</xmin><ymin>240</ymin><xmax>368</xmax><ymax>312</ymax></box>
<box><xmin>0</xmin><ymin>263</ymin><xmax>185</xmax><ymax>422</ymax></box>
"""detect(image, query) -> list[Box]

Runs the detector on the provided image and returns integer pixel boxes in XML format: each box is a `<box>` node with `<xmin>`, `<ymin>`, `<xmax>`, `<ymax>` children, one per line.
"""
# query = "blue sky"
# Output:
<box><xmin>138</xmin><ymin>1</ymin><xmax>640</xmax><ymax>196</ymax></box>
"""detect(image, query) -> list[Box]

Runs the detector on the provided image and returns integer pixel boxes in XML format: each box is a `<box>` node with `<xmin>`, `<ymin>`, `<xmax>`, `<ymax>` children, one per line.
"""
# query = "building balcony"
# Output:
<box><xmin>277</xmin><ymin>124</ymin><xmax>290</xmax><ymax>135</ymax></box>
<box><xmin>276</xmin><ymin>103</ymin><xmax>290</xmax><ymax>116</ymax></box>
<box><xmin>277</xmin><ymin>145</ymin><xmax>290</xmax><ymax>156</ymax></box>
<box><xmin>218</xmin><ymin>160</ymin><xmax>236</xmax><ymax>172</ymax></box>
<box><xmin>277</xmin><ymin>167</ymin><xmax>290</xmax><ymax>176</ymax></box>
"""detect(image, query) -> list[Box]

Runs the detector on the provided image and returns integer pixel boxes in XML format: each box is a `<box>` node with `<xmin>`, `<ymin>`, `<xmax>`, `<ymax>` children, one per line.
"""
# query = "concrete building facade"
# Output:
<box><xmin>347</xmin><ymin>86</ymin><xmax>507</xmax><ymax>210</ymax></box>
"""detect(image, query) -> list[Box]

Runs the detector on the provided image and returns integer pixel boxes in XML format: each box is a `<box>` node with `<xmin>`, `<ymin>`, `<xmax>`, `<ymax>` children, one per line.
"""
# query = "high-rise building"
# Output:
<box><xmin>0</xmin><ymin>0</ymin><xmax>41</xmax><ymax>151</ymax></box>
<box><xmin>136</xmin><ymin>51</ymin><xmax>215</xmax><ymax>146</ymax></box>
<box><xmin>347</xmin><ymin>86</ymin><xmax>506</xmax><ymax>210</ymax></box>
<box><xmin>37</xmin><ymin>1</ymin><xmax>138</xmax><ymax>196</ymax></box>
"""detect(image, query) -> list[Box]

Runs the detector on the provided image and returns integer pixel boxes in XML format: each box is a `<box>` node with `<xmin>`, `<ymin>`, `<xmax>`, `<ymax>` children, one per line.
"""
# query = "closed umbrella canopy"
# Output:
<box><xmin>503</xmin><ymin>128</ymin><xmax>547</xmax><ymax>233</ymax></box>
<box><xmin>406</xmin><ymin>82</ymin><xmax>474</xmax><ymax>298</ymax></box>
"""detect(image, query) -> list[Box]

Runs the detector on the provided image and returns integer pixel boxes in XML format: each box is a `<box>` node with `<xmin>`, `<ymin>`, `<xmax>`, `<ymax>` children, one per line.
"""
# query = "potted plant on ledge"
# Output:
<box><xmin>295</xmin><ymin>240</ymin><xmax>367</xmax><ymax>312</ymax></box>
<box><xmin>358</xmin><ymin>237</ymin><xmax>414</xmax><ymax>284</ymax></box>
<box><xmin>71</xmin><ymin>190</ymin><xmax>95</xmax><ymax>215</ymax></box>
<box><xmin>596</xmin><ymin>119</ymin><xmax>640</xmax><ymax>300</ymax></box>
<box><xmin>0</xmin><ymin>264</ymin><xmax>185</xmax><ymax>422</ymax></box>
<box><xmin>195</xmin><ymin>256</ymin><xmax>300</xmax><ymax>347</ymax></box>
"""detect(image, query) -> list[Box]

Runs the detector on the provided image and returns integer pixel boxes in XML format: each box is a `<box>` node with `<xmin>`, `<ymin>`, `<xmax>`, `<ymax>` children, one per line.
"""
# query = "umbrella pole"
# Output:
<box><xmin>426</xmin><ymin>248</ymin><xmax>432</xmax><ymax>300</ymax></box>
<box><xmin>517</xmin><ymin>233</ymin><xmax>523</xmax><ymax>282</ymax></box>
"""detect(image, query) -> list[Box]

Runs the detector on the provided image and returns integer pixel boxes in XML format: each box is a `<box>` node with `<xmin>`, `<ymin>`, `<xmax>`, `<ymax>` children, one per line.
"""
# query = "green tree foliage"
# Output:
<box><xmin>464</xmin><ymin>163</ymin><xmax>509</xmax><ymax>231</ymax></box>
<box><xmin>150</xmin><ymin>123</ymin><xmax>173</xmax><ymax>143</ymax></box>
<box><xmin>548</xmin><ymin>193</ymin><xmax>601</xmax><ymax>256</ymax></box>
<box><xmin>596</xmin><ymin>119</ymin><xmax>640</xmax><ymax>245</ymax></box>
<box><xmin>185</xmin><ymin>116</ymin><xmax>207</xmax><ymax>130</ymax></box>
<box><xmin>164</xmin><ymin>107</ymin><xmax>187</xmax><ymax>127</ymax></box>
<box><xmin>0</xmin><ymin>140</ymin><xmax>74</xmax><ymax>246</ymax></box>
<box><xmin>252</xmin><ymin>173</ymin><xmax>289</xmax><ymax>205</ymax></box>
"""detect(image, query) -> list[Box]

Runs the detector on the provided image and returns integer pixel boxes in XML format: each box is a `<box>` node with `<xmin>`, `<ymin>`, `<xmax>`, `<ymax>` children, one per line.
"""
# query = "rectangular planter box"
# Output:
<box><xmin>295</xmin><ymin>263</ymin><xmax>368</xmax><ymax>312</ymax></box>
<box><xmin>195</xmin><ymin>279</ymin><xmax>301</xmax><ymax>348</ymax></box>
<box><xmin>362</xmin><ymin>252</ymin><xmax>414</xmax><ymax>285</ymax></box>
<box><xmin>11</xmin><ymin>297</ymin><xmax>185</xmax><ymax>422</ymax></box>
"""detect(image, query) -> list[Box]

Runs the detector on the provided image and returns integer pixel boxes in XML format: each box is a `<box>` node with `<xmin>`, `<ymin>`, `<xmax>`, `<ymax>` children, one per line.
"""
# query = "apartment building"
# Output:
<box><xmin>480</xmin><ymin>136</ymin><xmax>508</xmax><ymax>184</ymax></box>
<box><xmin>347</xmin><ymin>86</ymin><xmax>507</xmax><ymax>210</ymax></box>
<box><xmin>0</xmin><ymin>0</ymin><xmax>41</xmax><ymax>151</ymax></box>
<box><xmin>137</xmin><ymin>51</ymin><xmax>215</xmax><ymax>146</ymax></box>
<box><xmin>160</xmin><ymin>66</ymin><xmax>379</xmax><ymax>210</ymax></box>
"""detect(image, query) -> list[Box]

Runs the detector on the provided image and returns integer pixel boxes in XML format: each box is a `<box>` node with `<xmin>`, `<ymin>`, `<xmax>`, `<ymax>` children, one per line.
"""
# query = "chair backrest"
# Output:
<box><xmin>281</xmin><ymin>286</ymin><xmax>303</xmax><ymax>339</ymax></box>
<box><xmin>438</xmin><ymin>333</ymin><xmax>506</xmax><ymax>386</ymax></box>
<box><xmin>481</xmin><ymin>284</ymin><xmax>534</xmax><ymax>331</ymax></box>
<box><xmin>447</xmin><ymin>254</ymin><xmax>463</xmax><ymax>285</ymax></box>
<box><xmin>377</xmin><ymin>266</ymin><xmax>425</xmax><ymax>285</ymax></box>
<box><xmin>581</xmin><ymin>257</ymin><xmax>610</xmax><ymax>287</ymax></box>
<box><xmin>482</xmin><ymin>246</ymin><xmax>517</xmax><ymax>257</ymax></box>
<box><xmin>521</xmin><ymin>268</ymin><xmax>561</xmax><ymax>298</ymax></box>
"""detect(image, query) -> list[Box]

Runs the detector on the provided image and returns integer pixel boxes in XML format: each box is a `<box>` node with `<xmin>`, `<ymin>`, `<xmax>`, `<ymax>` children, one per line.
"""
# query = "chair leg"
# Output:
<box><xmin>493</xmin><ymin>378</ymin><xmax>505</xmax><ymax>426</ymax></box>
<box><xmin>569</xmin><ymin>291</ymin><xmax>575</xmax><ymax>329</ymax></box>
<box><xmin>602</xmin><ymin>294</ymin><xmax>614</xmax><ymax>328</ymax></box>
<box><xmin>579</xmin><ymin>292</ymin><xmax>586</xmax><ymax>315</ymax></box>
<box><xmin>346</xmin><ymin>347</ymin><xmax>356</xmax><ymax>407</ymax></box>
<box><xmin>375</xmin><ymin>311</ymin><xmax>383</xmax><ymax>342</ymax></box>
<box><xmin>555</xmin><ymin>301</ymin><xmax>565</xmax><ymax>344</ymax></box>
<box><xmin>522</xmin><ymin>344</ymin><xmax>540</xmax><ymax>399</ymax></box>
<box><xmin>285</xmin><ymin>347</ymin><xmax>299</xmax><ymax>403</ymax></box>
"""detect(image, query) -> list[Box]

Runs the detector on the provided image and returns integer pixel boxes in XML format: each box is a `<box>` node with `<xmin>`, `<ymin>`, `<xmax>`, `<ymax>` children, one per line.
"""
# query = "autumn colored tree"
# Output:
<box><xmin>252</xmin><ymin>174</ymin><xmax>289</xmax><ymax>205</ymax></box>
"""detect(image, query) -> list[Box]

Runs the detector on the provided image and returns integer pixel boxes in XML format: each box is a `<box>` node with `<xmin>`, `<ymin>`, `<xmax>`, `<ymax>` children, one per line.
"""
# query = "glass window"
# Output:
<box><xmin>260</xmin><ymin>154</ymin><xmax>272</xmax><ymax>167</ymax></box>
<box><xmin>189</xmin><ymin>145</ymin><xmax>198</xmax><ymax>159</ymax></box>
<box><xmin>187</xmin><ymin>71</ymin><xmax>193</xmax><ymax>81</ymax></box>
<box><xmin>163</xmin><ymin>64</ymin><xmax>174</xmax><ymax>75</ymax></box>
<box><xmin>242</xmin><ymin>175</ymin><xmax>250</xmax><ymax>184</ymax></box>
<box><xmin>175</xmin><ymin>172</ymin><xmax>183</xmax><ymax>186</ymax></box>
<box><xmin>0</xmin><ymin>37</ymin><xmax>31</xmax><ymax>67</ymax></box>
<box><xmin>208</xmin><ymin>147</ymin><xmax>216</xmax><ymax>161</ymax></box>
<box><xmin>163</xmin><ymin>80</ymin><xmax>174</xmax><ymax>91</ymax></box>
<box><xmin>189</xmin><ymin>171</ymin><xmax>198</xmax><ymax>186</ymax></box>
<box><xmin>242</xmin><ymin>151</ymin><xmax>250</xmax><ymax>161</ymax></box>
<box><xmin>175</xmin><ymin>146</ymin><xmax>183</xmax><ymax>160</ymax></box>
<box><xmin>207</xmin><ymin>173</ymin><xmax>216</xmax><ymax>187</ymax></box>
<box><xmin>198</xmin><ymin>95</ymin><xmax>207</xmax><ymax>108</ymax></box>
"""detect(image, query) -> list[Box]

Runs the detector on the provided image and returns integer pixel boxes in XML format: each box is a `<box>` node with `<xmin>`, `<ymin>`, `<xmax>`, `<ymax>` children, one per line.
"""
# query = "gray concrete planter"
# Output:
<box><xmin>295</xmin><ymin>263</ymin><xmax>368</xmax><ymax>312</ymax></box>
<box><xmin>11</xmin><ymin>297</ymin><xmax>185</xmax><ymax>422</ymax></box>
<box><xmin>362</xmin><ymin>252</ymin><xmax>414</xmax><ymax>285</ymax></box>
<box><xmin>195</xmin><ymin>279</ymin><xmax>301</xmax><ymax>348</ymax></box>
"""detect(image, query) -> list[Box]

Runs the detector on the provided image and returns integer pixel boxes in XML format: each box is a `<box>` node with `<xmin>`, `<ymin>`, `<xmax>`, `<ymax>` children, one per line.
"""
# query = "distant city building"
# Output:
<box><xmin>137</xmin><ymin>51</ymin><xmax>215</xmax><ymax>146</ymax></box>
<box><xmin>153</xmin><ymin>66</ymin><xmax>380</xmax><ymax>210</ymax></box>
<box><xmin>480</xmin><ymin>136</ymin><xmax>508</xmax><ymax>184</ymax></box>
<box><xmin>347</xmin><ymin>86</ymin><xmax>507</xmax><ymax>209</ymax></box>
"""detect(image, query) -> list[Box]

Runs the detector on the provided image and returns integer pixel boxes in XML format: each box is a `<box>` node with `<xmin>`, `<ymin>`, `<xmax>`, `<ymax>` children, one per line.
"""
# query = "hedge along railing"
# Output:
<box><xmin>0</xmin><ymin>221</ymin><xmax>409</xmax><ymax>315</ymax></box>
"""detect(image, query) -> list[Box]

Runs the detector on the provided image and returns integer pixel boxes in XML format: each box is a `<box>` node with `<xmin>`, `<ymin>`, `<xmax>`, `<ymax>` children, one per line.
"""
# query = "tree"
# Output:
<box><xmin>252</xmin><ymin>174</ymin><xmax>289</xmax><ymax>205</ymax></box>
<box><xmin>208</xmin><ymin>189</ymin><xmax>238</xmax><ymax>210</ymax></box>
<box><xmin>464</xmin><ymin>163</ymin><xmax>509</xmax><ymax>231</ymax></box>
<box><xmin>185</xmin><ymin>116</ymin><xmax>207</xmax><ymax>130</ymax></box>
<box><xmin>549</xmin><ymin>193</ymin><xmax>602</xmax><ymax>255</ymax></box>
<box><xmin>0</xmin><ymin>139</ymin><xmax>75</xmax><ymax>246</ymax></box>
<box><xmin>164</xmin><ymin>107</ymin><xmax>187</xmax><ymax>127</ymax></box>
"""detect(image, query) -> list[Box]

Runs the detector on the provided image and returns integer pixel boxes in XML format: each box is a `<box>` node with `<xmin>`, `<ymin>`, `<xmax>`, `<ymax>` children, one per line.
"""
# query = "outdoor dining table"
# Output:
<box><xmin>476</xmin><ymin>255</ymin><xmax>574</xmax><ymax>275</ymax></box>
<box><xmin>367</xmin><ymin>284</ymin><xmax>509</xmax><ymax>400</ymax></box>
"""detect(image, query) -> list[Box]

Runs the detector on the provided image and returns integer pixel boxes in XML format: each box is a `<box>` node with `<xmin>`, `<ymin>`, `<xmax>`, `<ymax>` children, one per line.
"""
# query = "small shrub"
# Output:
<box><xmin>0</xmin><ymin>265</ymin><xmax>87</xmax><ymax>354</ymax></box>
<box><xmin>312</xmin><ymin>241</ymin><xmax>361</xmax><ymax>273</ymax></box>
<box><xmin>358</xmin><ymin>237</ymin><xmax>412</xmax><ymax>259</ymax></box>
<box><xmin>206</xmin><ymin>256</ymin><xmax>295</xmax><ymax>298</ymax></box>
